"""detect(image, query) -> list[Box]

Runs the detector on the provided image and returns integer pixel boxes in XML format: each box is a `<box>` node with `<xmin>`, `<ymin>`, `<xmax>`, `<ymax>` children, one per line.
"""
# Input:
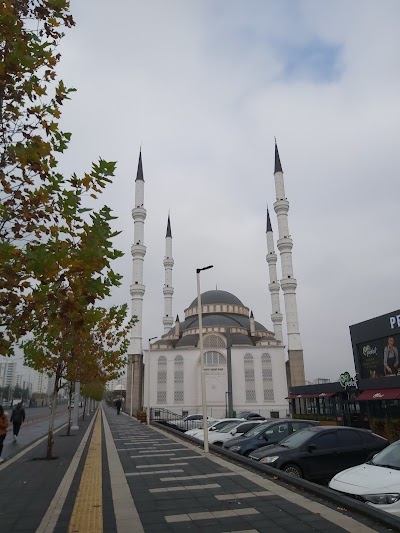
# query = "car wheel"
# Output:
<box><xmin>282</xmin><ymin>463</ymin><xmax>303</xmax><ymax>478</ymax></box>
<box><xmin>243</xmin><ymin>450</ymin><xmax>252</xmax><ymax>457</ymax></box>
<box><xmin>213</xmin><ymin>442</ymin><xmax>223</xmax><ymax>447</ymax></box>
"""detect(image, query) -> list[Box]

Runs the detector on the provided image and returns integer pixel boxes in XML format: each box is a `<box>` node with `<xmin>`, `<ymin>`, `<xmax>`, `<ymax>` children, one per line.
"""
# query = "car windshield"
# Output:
<box><xmin>371</xmin><ymin>441</ymin><xmax>400</xmax><ymax>469</ymax></box>
<box><xmin>243</xmin><ymin>423</ymin><xmax>270</xmax><ymax>437</ymax></box>
<box><xmin>210</xmin><ymin>420</ymin><xmax>234</xmax><ymax>431</ymax></box>
<box><xmin>276</xmin><ymin>428</ymin><xmax>314</xmax><ymax>449</ymax></box>
<box><xmin>219</xmin><ymin>422</ymin><xmax>242</xmax><ymax>433</ymax></box>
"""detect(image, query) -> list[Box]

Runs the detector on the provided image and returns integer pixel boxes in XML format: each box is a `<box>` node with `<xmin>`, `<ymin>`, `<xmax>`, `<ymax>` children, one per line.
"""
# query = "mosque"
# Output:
<box><xmin>126</xmin><ymin>144</ymin><xmax>305</xmax><ymax>418</ymax></box>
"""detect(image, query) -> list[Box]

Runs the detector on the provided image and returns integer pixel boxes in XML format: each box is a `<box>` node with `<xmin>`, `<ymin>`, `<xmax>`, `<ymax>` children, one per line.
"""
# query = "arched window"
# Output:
<box><xmin>174</xmin><ymin>355</ymin><xmax>184</xmax><ymax>403</ymax></box>
<box><xmin>204</xmin><ymin>335</ymin><xmax>226</xmax><ymax>349</ymax></box>
<box><xmin>157</xmin><ymin>356</ymin><xmax>167</xmax><ymax>404</ymax></box>
<box><xmin>262</xmin><ymin>353</ymin><xmax>274</xmax><ymax>401</ymax></box>
<box><xmin>244</xmin><ymin>353</ymin><xmax>256</xmax><ymax>402</ymax></box>
<box><xmin>203</xmin><ymin>351</ymin><xmax>227</xmax><ymax>366</ymax></box>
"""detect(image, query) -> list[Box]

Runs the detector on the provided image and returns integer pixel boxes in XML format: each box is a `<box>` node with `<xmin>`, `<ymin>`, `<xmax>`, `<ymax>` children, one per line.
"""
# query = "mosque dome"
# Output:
<box><xmin>188</xmin><ymin>290</ymin><xmax>244</xmax><ymax>309</ymax></box>
<box><xmin>152</xmin><ymin>288</ymin><xmax>278</xmax><ymax>349</ymax></box>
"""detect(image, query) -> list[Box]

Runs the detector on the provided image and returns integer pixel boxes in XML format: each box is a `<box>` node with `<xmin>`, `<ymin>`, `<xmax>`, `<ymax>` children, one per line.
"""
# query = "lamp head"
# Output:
<box><xmin>196</xmin><ymin>265</ymin><xmax>214</xmax><ymax>273</ymax></box>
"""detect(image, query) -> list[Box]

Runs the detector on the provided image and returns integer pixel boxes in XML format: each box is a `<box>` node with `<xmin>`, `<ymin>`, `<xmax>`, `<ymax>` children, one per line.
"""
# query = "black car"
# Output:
<box><xmin>249</xmin><ymin>426</ymin><xmax>389</xmax><ymax>481</ymax></box>
<box><xmin>223</xmin><ymin>419</ymin><xmax>319</xmax><ymax>456</ymax></box>
<box><xmin>236</xmin><ymin>411</ymin><xmax>266</xmax><ymax>421</ymax></box>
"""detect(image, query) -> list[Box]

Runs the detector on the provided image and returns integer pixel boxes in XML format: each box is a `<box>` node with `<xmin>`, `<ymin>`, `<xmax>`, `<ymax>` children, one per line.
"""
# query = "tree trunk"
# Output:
<box><xmin>67</xmin><ymin>382</ymin><xmax>73</xmax><ymax>436</ymax></box>
<box><xmin>82</xmin><ymin>397</ymin><xmax>86</xmax><ymax>421</ymax></box>
<box><xmin>46</xmin><ymin>377</ymin><xmax>59</xmax><ymax>459</ymax></box>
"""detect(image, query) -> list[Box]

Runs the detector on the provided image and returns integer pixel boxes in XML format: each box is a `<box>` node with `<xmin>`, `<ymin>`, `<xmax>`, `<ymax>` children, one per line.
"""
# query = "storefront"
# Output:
<box><xmin>287</xmin><ymin>373</ymin><xmax>369</xmax><ymax>427</ymax></box>
<box><xmin>288</xmin><ymin>308</ymin><xmax>400</xmax><ymax>427</ymax></box>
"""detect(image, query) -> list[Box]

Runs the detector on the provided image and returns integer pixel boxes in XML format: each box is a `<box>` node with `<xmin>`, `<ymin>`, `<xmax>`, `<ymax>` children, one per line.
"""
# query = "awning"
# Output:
<box><xmin>356</xmin><ymin>388</ymin><xmax>400</xmax><ymax>401</ymax></box>
<box><xmin>286</xmin><ymin>392</ymin><xmax>336</xmax><ymax>399</ymax></box>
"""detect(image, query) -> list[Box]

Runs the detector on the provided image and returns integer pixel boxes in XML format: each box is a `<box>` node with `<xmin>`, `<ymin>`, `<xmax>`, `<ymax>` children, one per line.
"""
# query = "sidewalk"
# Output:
<box><xmin>0</xmin><ymin>404</ymin><xmax>396</xmax><ymax>532</ymax></box>
<box><xmin>1</xmin><ymin>407</ymin><xmax>71</xmax><ymax>461</ymax></box>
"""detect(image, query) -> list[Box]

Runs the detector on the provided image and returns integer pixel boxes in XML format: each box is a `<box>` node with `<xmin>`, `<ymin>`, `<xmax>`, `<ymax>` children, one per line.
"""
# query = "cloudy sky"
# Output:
<box><xmin>51</xmin><ymin>0</ymin><xmax>400</xmax><ymax>383</ymax></box>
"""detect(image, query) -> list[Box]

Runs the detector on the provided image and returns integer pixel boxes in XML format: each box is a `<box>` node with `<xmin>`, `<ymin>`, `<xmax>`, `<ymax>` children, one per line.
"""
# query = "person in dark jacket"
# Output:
<box><xmin>0</xmin><ymin>405</ymin><xmax>9</xmax><ymax>462</ymax></box>
<box><xmin>115</xmin><ymin>398</ymin><xmax>122</xmax><ymax>415</ymax></box>
<box><xmin>10</xmin><ymin>403</ymin><xmax>25</xmax><ymax>441</ymax></box>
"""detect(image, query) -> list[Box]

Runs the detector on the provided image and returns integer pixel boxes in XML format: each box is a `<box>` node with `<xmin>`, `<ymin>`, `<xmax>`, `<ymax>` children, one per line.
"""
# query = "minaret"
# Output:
<box><xmin>127</xmin><ymin>150</ymin><xmax>147</xmax><ymax>414</ymax></box>
<box><xmin>163</xmin><ymin>214</ymin><xmax>174</xmax><ymax>333</ymax></box>
<box><xmin>266</xmin><ymin>208</ymin><xmax>283</xmax><ymax>343</ymax></box>
<box><xmin>273</xmin><ymin>142</ymin><xmax>305</xmax><ymax>386</ymax></box>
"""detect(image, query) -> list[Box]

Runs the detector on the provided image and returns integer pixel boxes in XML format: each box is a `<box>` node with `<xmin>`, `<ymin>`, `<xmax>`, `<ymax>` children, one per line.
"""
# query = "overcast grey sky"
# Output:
<box><xmin>53</xmin><ymin>0</ymin><xmax>400</xmax><ymax>383</ymax></box>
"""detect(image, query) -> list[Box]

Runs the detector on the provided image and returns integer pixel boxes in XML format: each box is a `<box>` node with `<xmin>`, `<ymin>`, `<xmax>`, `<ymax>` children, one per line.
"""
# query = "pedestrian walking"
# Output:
<box><xmin>10</xmin><ymin>402</ymin><xmax>25</xmax><ymax>441</ymax></box>
<box><xmin>0</xmin><ymin>405</ymin><xmax>9</xmax><ymax>463</ymax></box>
<box><xmin>115</xmin><ymin>398</ymin><xmax>122</xmax><ymax>415</ymax></box>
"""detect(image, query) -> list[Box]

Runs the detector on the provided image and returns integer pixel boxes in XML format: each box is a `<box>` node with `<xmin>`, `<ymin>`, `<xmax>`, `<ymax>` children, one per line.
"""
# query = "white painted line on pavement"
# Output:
<box><xmin>130</xmin><ymin>453</ymin><xmax>176</xmax><ymax>458</ymax></box>
<box><xmin>126</xmin><ymin>469</ymin><xmax>184</xmax><ymax>476</ymax></box>
<box><xmin>160</xmin><ymin>473</ymin><xmax>238</xmax><ymax>482</ymax></box>
<box><xmin>136</xmin><ymin>462</ymin><xmax>188</xmax><ymax>468</ymax></box>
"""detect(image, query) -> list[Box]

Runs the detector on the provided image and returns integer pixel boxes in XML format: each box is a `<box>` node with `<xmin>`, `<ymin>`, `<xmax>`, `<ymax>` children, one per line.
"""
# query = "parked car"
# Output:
<box><xmin>186</xmin><ymin>418</ymin><xmax>244</xmax><ymax>437</ymax></box>
<box><xmin>249</xmin><ymin>426</ymin><xmax>389</xmax><ymax>481</ymax></box>
<box><xmin>174</xmin><ymin>414</ymin><xmax>218</xmax><ymax>430</ymax></box>
<box><xmin>329</xmin><ymin>439</ymin><xmax>400</xmax><ymax>516</ymax></box>
<box><xmin>224</xmin><ymin>419</ymin><xmax>319</xmax><ymax>456</ymax></box>
<box><xmin>194</xmin><ymin>420</ymin><xmax>264</xmax><ymax>446</ymax></box>
<box><xmin>236</xmin><ymin>411</ymin><xmax>266</xmax><ymax>420</ymax></box>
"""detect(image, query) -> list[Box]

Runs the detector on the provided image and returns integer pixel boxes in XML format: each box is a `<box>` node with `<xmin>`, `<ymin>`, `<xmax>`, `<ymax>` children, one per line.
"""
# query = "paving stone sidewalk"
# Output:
<box><xmin>104</xmin><ymin>405</ymin><xmax>391</xmax><ymax>533</ymax></box>
<box><xmin>0</xmin><ymin>405</ymin><xmax>395</xmax><ymax>532</ymax></box>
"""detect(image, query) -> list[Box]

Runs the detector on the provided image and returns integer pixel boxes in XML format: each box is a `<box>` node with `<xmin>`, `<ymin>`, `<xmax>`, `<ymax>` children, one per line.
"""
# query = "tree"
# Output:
<box><xmin>21</xmin><ymin>193</ymin><xmax>136</xmax><ymax>456</ymax></box>
<box><xmin>1</xmin><ymin>0</ymin><xmax>75</xmax><ymax>355</ymax></box>
<box><xmin>12</xmin><ymin>383</ymin><xmax>22</xmax><ymax>398</ymax></box>
<box><xmin>1</xmin><ymin>2</ymin><xmax>136</xmax><ymax>457</ymax></box>
<box><xmin>81</xmin><ymin>380</ymin><xmax>105</xmax><ymax>402</ymax></box>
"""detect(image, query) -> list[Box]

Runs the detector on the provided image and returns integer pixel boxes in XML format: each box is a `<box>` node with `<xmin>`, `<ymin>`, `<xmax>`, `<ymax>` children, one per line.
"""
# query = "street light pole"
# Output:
<box><xmin>226</xmin><ymin>327</ymin><xmax>233</xmax><ymax>417</ymax></box>
<box><xmin>196</xmin><ymin>265</ymin><xmax>213</xmax><ymax>453</ymax></box>
<box><xmin>146</xmin><ymin>337</ymin><xmax>157</xmax><ymax>425</ymax></box>
<box><xmin>130</xmin><ymin>355</ymin><xmax>135</xmax><ymax>417</ymax></box>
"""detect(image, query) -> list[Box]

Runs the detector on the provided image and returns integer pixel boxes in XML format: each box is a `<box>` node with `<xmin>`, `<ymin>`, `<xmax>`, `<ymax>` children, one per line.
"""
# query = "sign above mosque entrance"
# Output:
<box><xmin>204</xmin><ymin>366</ymin><xmax>225</xmax><ymax>376</ymax></box>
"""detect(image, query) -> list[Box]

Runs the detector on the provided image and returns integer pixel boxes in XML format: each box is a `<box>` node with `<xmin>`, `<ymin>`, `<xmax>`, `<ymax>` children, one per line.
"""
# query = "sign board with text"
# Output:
<box><xmin>350</xmin><ymin>309</ymin><xmax>400</xmax><ymax>387</ymax></box>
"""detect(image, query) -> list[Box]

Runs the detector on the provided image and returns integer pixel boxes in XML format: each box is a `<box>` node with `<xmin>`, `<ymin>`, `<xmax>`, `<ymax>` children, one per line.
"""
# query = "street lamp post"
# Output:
<box><xmin>196</xmin><ymin>265</ymin><xmax>213</xmax><ymax>453</ymax></box>
<box><xmin>226</xmin><ymin>327</ymin><xmax>234</xmax><ymax>417</ymax></box>
<box><xmin>146</xmin><ymin>337</ymin><xmax>157</xmax><ymax>425</ymax></box>
<box><xmin>130</xmin><ymin>356</ymin><xmax>135</xmax><ymax>417</ymax></box>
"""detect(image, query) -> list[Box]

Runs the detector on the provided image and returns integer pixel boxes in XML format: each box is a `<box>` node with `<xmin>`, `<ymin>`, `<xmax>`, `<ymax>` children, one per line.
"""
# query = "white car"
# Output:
<box><xmin>193</xmin><ymin>420</ymin><xmax>264</xmax><ymax>446</ymax></box>
<box><xmin>174</xmin><ymin>414</ymin><xmax>218</xmax><ymax>430</ymax></box>
<box><xmin>329</xmin><ymin>439</ymin><xmax>400</xmax><ymax>516</ymax></box>
<box><xmin>186</xmin><ymin>418</ymin><xmax>243</xmax><ymax>437</ymax></box>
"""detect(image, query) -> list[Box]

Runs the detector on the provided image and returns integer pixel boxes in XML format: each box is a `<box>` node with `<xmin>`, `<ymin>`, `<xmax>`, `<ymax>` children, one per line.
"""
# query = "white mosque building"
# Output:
<box><xmin>126</xmin><ymin>144</ymin><xmax>305</xmax><ymax>418</ymax></box>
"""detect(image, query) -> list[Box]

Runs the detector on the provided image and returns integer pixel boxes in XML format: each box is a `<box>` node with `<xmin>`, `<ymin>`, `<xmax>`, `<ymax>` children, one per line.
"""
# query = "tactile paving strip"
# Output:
<box><xmin>68</xmin><ymin>411</ymin><xmax>103</xmax><ymax>533</ymax></box>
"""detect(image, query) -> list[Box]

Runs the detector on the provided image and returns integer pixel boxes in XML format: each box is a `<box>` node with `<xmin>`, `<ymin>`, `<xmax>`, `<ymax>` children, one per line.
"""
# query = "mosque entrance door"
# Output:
<box><xmin>200</xmin><ymin>351</ymin><xmax>227</xmax><ymax>406</ymax></box>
